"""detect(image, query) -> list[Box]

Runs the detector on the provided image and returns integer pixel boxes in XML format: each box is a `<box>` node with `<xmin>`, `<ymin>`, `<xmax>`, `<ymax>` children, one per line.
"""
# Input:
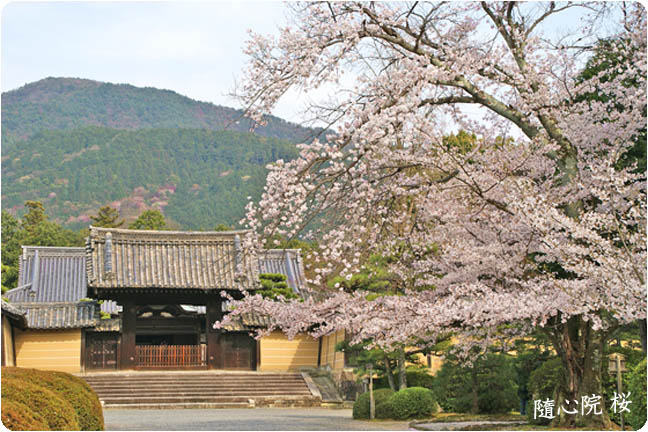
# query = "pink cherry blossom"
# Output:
<box><xmin>221</xmin><ymin>4</ymin><xmax>646</xmax><ymax>422</ymax></box>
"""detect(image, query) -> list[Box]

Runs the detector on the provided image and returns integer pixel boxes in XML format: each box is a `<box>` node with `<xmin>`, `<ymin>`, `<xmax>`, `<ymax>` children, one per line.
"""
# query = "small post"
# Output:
<box><xmin>616</xmin><ymin>355</ymin><xmax>624</xmax><ymax>431</ymax></box>
<box><xmin>368</xmin><ymin>362</ymin><xmax>375</xmax><ymax>420</ymax></box>
<box><xmin>609</xmin><ymin>353</ymin><xmax>628</xmax><ymax>431</ymax></box>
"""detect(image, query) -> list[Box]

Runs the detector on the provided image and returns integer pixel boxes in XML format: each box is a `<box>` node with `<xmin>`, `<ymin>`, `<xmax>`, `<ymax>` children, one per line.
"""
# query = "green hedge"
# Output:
<box><xmin>434</xmin><ymin>353</ymin><xmax>518</xmax><ymax>415</ymax></box>
<box><xmin>1</xmin><ymin>398</ymin><xmax>48</xmax><ymax>431</ymax></box>
<box><xmin>375</xmin><ymin>398</ymin><xmax>395</xmax><ymax>419</ymax></box>
<box><xmin>375</xmin><ymin>370</ymin><xmax>435</xmax><ymax>390</ymax></box>
<box><xmin>353</xmin><ymin>387</ymin><xmax>438</xmax><ymax>420</ymax></box>
<box><xmin>2</xmin><ymin>376</ymin><xmax>79</xmax><ymax>430</ymax></box>
<box><xmin>626</xmin><ymin>358</ymin><xmax>647</xmax><ymax>430</ymax></box>
<box><xmin>389</xmin><ymin>387</ymin><xmax>438</xmax><ymax>420</ymax></box>
<box><xmin>2</xmin><ymin>367</ymin><xmax>104</xmax><ymax>430</ymax></box>
<box><xmin>352</xmin><ymin>388</ymin><xmax>394</xmax><ymax>419</ymax></box>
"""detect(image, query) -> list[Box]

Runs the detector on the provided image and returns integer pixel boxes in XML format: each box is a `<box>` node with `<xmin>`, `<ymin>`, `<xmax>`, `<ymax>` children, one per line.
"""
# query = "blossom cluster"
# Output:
<box><xmin>222</xmin><ymin>2</ymin><xmax>646</xmax><ymax>353</ymax></box>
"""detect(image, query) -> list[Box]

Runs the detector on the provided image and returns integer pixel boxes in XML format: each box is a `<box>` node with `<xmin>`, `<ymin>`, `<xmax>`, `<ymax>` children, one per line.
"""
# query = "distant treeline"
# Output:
<box><xmin>2</xmin><ymin>127</ymin><xmax>299</xmax><ymax>229</ymax></box>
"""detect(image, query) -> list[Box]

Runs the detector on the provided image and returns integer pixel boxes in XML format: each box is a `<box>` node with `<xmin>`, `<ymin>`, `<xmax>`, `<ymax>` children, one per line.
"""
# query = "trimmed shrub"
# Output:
<box><xmin>433</xmin><ymin>358</ymin><xmax>471</xmax><ymax>412</ymax></box>
<box><xmin>602</xmin><ymin>347</ymin><xmax>646</xmax><ymax>427</ymax></box>
<box><xmin>434</xmin><ymin>353</ymin><xmax>518</xmax><ymax>415</ymax></box>
<box><xmin>1</xmin><ymin>376</ymin><xmax>79</xmax><ymax>430</ymax></box>
<box><xmin>375</xmin><ymin>370</ymin><xmax>435</xmax><ymax>391</ymax></box>
<box><xmin>375</xmin><ymin>399</ymin><xmax>395</xmax><ymax>419</ymax></box>
<box><xmin>1</xmin><ymin>398</ymin><xmax>48</xmax><ymax>431</ymax></box>
<box><xmin>626</xmin><ymin>358</ymin><xmax>647</xmax><ymax>431</ymax></box>
<box><xmin>3</xmin><ymin>367</ymin><xmax>104</xmax><ymax>430</ymax></box>
<box><xmin>388</xmin><ymin>387</ymin><xmax>438</xmax><ymax>420</ymax></box>
<box><xmin>352</xmin><ymin>388</ymin><xmax>394</xmax><ymax>419</ymax></box>
<box><xmin>476</xmin><ymin>354</ymin><xmax>519</xmax><ymax>414</ymax></box>
<box><xmin>47</xmin><ymin>371</ymin><xmax>104</xmax><ymax>430</ymax></box>
<box><xmin>406</xmin><ymin>370</ymin><xmax>435</xmax><ymax>390</ymax></box>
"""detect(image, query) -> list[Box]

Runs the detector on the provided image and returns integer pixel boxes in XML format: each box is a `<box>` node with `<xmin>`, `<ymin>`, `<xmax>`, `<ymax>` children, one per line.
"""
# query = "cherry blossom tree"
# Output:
<box><xmin>223</xmin><ymin>2</ymin><xmax>646</xmax><ymax>427</ymax></box>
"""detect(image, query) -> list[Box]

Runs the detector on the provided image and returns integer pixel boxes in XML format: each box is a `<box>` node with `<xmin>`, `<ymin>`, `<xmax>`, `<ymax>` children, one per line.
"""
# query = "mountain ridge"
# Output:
<box><xmin>2</xmin><ymin>76</ymin><xmax>320</xmax><ymax>143</ymax></box>
<box><xmin>1</xmin><ymin>77</ymin><xmax>317</xmax><ymax>229</ymax></box>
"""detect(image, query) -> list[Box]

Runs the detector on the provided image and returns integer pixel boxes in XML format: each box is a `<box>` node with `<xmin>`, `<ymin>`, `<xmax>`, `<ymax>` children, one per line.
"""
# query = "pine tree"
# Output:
<box><xmin>90</xmin><ymin>205</ymin><xmax>124</xmax><ymax>228</ymax></box>
<box><xmin>129</xmin><ymin>209</ymin><xmax>166</xmax><ymax>230</ymax></box>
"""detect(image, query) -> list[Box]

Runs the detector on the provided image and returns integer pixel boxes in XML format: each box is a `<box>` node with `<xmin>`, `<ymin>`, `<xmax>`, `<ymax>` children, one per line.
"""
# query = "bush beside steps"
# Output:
<box><xmin>1</xmin><ymin>367</ymin><xmax>104</xmax><ymax>431</ymax></box>
<box><xmin>353</xmin><ymin>387</ymin><xmax>438</xmax><ymax>420</ymax></box>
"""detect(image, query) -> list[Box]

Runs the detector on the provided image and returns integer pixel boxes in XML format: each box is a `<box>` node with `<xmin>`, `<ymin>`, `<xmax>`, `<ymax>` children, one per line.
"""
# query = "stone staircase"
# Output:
<box><xmin>81</xmin><ymin>372</ymin><xmax>321</xmax><ymax>409</ymax></box>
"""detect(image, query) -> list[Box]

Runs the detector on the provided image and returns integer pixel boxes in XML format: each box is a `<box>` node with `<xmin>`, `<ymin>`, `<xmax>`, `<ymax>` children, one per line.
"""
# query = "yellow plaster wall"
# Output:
<box><xmin>2</xmin><ymin>316</ymin><xmax>16</xmax><ymax>366</ymax></box>
<box><xmin>14</xmin><ymin>329</ymin><xmax>82</xmax><ymax>373</ymax></box>
<box><xmin>321</xmin><ymin>330</ymin><xmax>345</xmax><ymax>371</ymax></box>
<box><xmin>320</xmin><ymin>332</ymin><xmax>445</xmax><ymax>376</ymax></box>
<box><xmin>259</xmin><ymin>331</ymin><xmax>319</xmax><ymax>371</ymax></box>
<box><xmin>411</xmin><ymin>352</ymin><xmax>443</xmax><ymax>375</ymax></box>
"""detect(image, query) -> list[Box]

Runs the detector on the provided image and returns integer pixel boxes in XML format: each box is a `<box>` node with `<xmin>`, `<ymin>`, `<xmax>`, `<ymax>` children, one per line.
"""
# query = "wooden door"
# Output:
<box><xmin>86</xmin><ymin>333</ymin><xmax>119</xmax><ymax>370</ymax></box>
<box><xmin>221</xmin><ymin>333</ymin><xmax>256</xmax><ymax>370</ymax></box>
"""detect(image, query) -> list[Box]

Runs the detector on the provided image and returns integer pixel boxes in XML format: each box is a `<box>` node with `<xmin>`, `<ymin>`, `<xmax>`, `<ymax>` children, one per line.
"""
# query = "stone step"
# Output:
<box><xmin>91</xmin><ymin>385</ymin><xmax>311</xmax><ymax>392</ymax></box>
<box><xmin>88</xmin><ymin>383</ymin><xmax>305</xmax><ymax>389</ymax></box>
<box><xmin>84</xmin><ymin>374</ymin><xmax>302</xmax><ymax>379</ymax></box>
<box><xmin>88</xmin><ymin>383</ymin><xmax>308</xmax><ymax>390</ymax></box>
<box><xmin>82</xmin><ymin>372</ymin><xmax>319</xmax><ymax>409</ymax></box>
<box><xmin>85</xmin><ymin>378</ymin><xmax>305</xmax><ymax>384</ymax></box>
<box><xmin>101</xmin><ymin>396</ymin><xmax>253</xmax><ymax>404</ymax></box>
<box><xmin>85</xmin><ymin>377</ymin><xmax>304</xmax><ymax>383</ymax></box>
<box><xmin>103</xmin><ymin>402</ymin><xmax>252</xmax><ymax>409</ymax></box>
<box><xmin>93</xmin><ymin>387</ymin><xmax>312</xmax><ymax>393</ymax></box>
<box><xmin>95</xmin><ymin>391</ymin><xmax>313</xmax><ymax>399</ymax></box>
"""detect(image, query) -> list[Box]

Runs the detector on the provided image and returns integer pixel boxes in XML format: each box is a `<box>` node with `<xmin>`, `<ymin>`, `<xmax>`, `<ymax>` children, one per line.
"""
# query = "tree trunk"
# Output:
<box><xmin>397</xmin><ymin>350</ymin><xmax>407</xmax><ymax>390</ymax></box>
<box><xmin>548</xmin><ymin>315</ymin><xmax>612</xmax><ymax>428</ymax></box>
<box><xmin>470</xmin><ymin>366</ymin><xmax>479</xmax><ymax>414</ymax></box>
<box><xmin>639</xmin><ymin>319</ymin><xmax>647</xmax><ymax>353</ymax></box>
<box><xmin>383</xmin><ymin>354</ymin><xmax>396</xmax><ymax>391</ymax></box>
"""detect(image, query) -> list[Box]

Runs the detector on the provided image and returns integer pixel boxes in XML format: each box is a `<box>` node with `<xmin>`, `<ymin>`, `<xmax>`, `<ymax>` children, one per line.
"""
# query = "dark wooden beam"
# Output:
<box><xmin>95</xmin><ymin>289</ymin><xmax>248</xmax><ymax>305</ymax></box>
<box><xmin>206</xmin><ymin>296</ymin><xmax>223</xmax><ymax>369</ymax></box>
<box><xmin>120</xmin><ymin>299</ymin><xmax>137</xmax><ymax>369</ymax></box>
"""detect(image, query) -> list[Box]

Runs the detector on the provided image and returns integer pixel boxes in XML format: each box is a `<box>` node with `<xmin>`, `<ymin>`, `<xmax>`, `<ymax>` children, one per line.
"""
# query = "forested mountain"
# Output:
<box><xmin>2</xmin><ymin>127</ymin><xmax>298</xmax><ymax>229</ymax></box>
<box><xmin>1</xmin><ymin>77</ymin><xmax>317</xmax><ymax>229</ymax></box>
<box><xmin>2</xmin><ymin>77</ymin><xmax>318</xmax><ymax>142</ymax></box>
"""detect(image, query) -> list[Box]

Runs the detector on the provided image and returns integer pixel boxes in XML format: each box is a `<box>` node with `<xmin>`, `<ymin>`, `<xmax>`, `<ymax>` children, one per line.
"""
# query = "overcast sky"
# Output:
<box><xmin>1</xmin><ymin>2</ymin><xmax>618</xmax><ymax>129</ymax></box>
<box><xmin>1</xmin><ymin>1</ymin><xmax>311</xmax><ymax>122</ymax></box>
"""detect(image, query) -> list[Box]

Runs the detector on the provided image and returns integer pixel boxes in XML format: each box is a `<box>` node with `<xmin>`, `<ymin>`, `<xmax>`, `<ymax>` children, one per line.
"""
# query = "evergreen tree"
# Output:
<box><xmin>1</xmin><ymin>203</ymin><xmax>84</xmax><ymax>292</ymax></box>
<box><xmin>91</xmin><ymin>205</ymin><xmax>124</xmax><ymax>228</ymax></box>
<box><xmin>213</xmin><ymin>223</ymin><xmax>233</xmax><ymax>231</ymax></box>
<box><xmin>258</xmin><ymin>273</ymin><xmax>298</xmax><ymax>301</ymax></box>
<box><xmin>129</xmin><ymin>209</ymin><xmax>167</xmax><ymax>230</ymax></box>
<box><xmin>22</xmin><ymin>201</ymin><xmax>46</xmax><ymax>232</ymax></box>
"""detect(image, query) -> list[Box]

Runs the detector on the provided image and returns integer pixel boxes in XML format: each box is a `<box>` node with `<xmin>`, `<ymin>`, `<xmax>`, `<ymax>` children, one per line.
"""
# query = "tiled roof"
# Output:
<box><xmin>18</xmin><ymin>302</ymin><xmax>98</xmax><ymax>329</ymax></box>
<box><xmin>9</xmin><ymin>235</ymin><xmax>310</xmax><ymax>332</ymax></box>
<box><xmin>86</xmin><ymin>226</ymin><xmax>259</xmax><ymax>291</ymax></box>
<box><xmin>1</xmin><ymin>300</ymin><xmax>27</xmax><ymax>328</ymax></box>
<box><xmin>8</xmin><ymin>246</ymin><xmax>118</xmax><ymax>315</ymax></box>
<box><xmin>259</xmin><ymin>249</ymin><xmax>307</xmax><ymax>295</ymax></box>
<box><xmin>220</xmin><ymin>312</ymin><xmax>273</xmax><ymax>331</ymax></box>
<box><xmin>221</xmin><ymin>250</ymin><xmax>308</xmax><ymax>330</ymax></box>
<box><xmin>16</xmin><ymin>246</ymin><xmax>86</xmax><ymax>301</ymax></box>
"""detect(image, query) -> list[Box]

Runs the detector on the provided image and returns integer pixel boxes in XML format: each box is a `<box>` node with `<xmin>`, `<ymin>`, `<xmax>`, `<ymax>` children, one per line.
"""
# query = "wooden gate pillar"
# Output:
<box><xmin>120</xmin><ymin>299</ymin><xmax>137</xmax><ymax>369</ymax></box>
<box><xmin>206</xmin><ymin>296</ymin><xmax>223</xmax><ymax>369</ymax></box>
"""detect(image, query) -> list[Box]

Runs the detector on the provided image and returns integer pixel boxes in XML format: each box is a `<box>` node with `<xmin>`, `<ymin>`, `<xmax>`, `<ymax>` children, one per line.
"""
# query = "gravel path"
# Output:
<box><xmin>104</xmin><ymin>407</ymin><xmax>412</xmax><ymax>431</ymax></box>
